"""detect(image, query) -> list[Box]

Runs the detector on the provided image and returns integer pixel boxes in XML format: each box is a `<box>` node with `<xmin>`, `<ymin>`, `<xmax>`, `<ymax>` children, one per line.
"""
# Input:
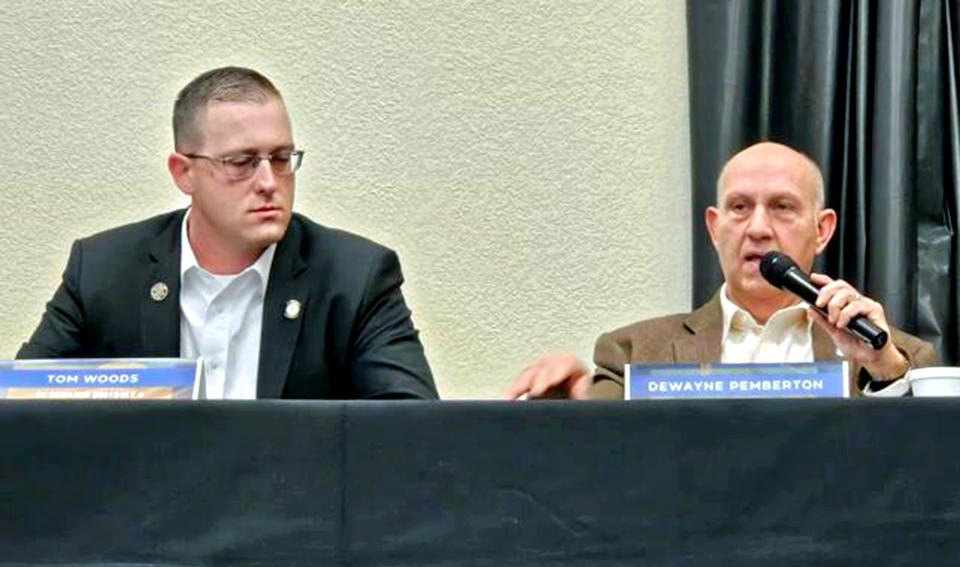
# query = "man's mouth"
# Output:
<box><xmin>742</xmin><ymin>252</ymin><xmax>769</xmax><ymax>266</ymax></box>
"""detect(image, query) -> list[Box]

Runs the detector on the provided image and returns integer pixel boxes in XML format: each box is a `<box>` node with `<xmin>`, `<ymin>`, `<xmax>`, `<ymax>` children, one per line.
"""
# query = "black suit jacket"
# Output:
<box><xmin>17</xmin><ymin>210</ymin><xmax>439</xmax><ymax>399</ymax></box>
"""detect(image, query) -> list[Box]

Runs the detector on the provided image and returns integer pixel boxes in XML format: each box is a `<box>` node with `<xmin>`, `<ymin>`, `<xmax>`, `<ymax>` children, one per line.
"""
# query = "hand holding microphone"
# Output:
<box><xmin>759</xmin><ymin>252</ymin><xmax>911</xmax><ymax>381</ymax></box>
<box><xmin>759</xmin><ymin>252</ymin><xmax>888</xmax><ymax>349</ymax></box>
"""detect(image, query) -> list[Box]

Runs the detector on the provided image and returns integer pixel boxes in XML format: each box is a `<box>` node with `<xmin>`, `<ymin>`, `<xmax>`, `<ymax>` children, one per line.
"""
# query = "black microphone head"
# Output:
<box><xmin>759</xmin><ymin>251</ymin><xmax>799</xmax><ymax>289</ymax></box>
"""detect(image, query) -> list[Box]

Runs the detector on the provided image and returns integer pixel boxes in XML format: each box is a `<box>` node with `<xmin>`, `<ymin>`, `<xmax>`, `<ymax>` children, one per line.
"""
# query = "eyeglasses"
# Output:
<box><xmin>183</xmin><ymin>149</ymin><xmax>305</xmax><ymax>181</ymax></box>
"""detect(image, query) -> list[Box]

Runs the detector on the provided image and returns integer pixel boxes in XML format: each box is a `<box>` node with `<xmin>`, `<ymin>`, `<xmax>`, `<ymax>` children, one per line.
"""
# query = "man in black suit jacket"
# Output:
<box><xmin>18</xmin><ymin>66</ymin><xmax>438</xmax><ymax>400</ymax></box>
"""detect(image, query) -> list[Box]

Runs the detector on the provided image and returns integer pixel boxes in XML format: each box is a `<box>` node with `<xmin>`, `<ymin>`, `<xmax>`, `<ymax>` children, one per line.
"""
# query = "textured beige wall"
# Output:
<box><xmin>0</xmin><ymin>1</ymin><xmax>691</xmax><ymax>398</ymax></box>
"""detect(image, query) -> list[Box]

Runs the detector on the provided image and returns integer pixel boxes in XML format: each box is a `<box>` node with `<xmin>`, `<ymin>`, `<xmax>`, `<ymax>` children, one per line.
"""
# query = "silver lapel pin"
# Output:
<box><xmin>149</xmin><ymin>282</ymin><xmax>169</xmax><ymax>302</ymax></box>
<box><xmin>284</xmin><ymin>299</ymin><xmax>302</xmax><ymax>320</ymax></box>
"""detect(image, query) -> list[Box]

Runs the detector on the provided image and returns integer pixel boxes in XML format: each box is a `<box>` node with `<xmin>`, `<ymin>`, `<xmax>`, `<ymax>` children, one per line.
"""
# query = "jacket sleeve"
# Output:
<box><xmin>857</xmin><ymin>327</ymin><xmax>940</xmax><ymax>392</ymax></box>
<box><xmin>348</xmin><ymin>249</ymin><xmax>439</xmax><ymax>399</ymax></box>
<box><xmin>17</xmin><ymin>240</ymin><xmax>88</xmax><ymax>359</ymax></box>
<box><xmin>893</xmin><ymin>328</ymin><xmax>940</xmax><ymax>369</ymax></box>
<box><xmin>588</xmin><ymin>331</ymin><xmax>627</xmax><ymax>400</ymax></box>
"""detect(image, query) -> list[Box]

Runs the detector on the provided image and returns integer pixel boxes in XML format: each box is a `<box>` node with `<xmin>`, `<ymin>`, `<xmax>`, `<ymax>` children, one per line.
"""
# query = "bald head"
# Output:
<box><xmin>705</xmin><ymin>141</ymin><xmax>838</xmax><ymax>322</ymax></box>
<box><xmin>717</xmin><ymin>142</ymin><xmax>825</xmax><ymax>212</ymax></box>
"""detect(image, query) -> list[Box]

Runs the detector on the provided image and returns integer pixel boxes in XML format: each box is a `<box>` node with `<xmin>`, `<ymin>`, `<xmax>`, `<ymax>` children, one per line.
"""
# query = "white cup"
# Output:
<box><xmin>908</xmin><ymin>367</ymin><xmax>960</xmax><ymax>397</ymax></box>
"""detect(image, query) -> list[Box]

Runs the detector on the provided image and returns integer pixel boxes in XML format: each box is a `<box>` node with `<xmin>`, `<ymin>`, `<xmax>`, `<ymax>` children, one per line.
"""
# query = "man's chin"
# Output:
<box><xmin>736</xmin><ymin>277</ymin><xmax>782</xmax><ymax>299</ymax></box>
<box><xmin>247</xmin><ymin>218</ymin><xmax>291</xmax><ymax>248</ymax></box>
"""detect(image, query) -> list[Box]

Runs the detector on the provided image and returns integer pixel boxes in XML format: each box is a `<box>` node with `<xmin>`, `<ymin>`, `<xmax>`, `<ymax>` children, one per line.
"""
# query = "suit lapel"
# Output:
<box><xmin>140</xmin><ymin>211</ymin><xmax>184</xmax><ymax>357</ymax></box>
<box><xmin>811</xmin><ymin>320</ymin><xmax>861</xmax><ymax>391</ymax></box>
<box><xmin>675</xmin><ymin>295</ymin><xmax>723</xmax><ymax>363</ymax></box>
<box><xmin>812</xmin><ymin>324</ymin><xmax>839</xmax><ymax>361</ymax></box>
<box><xmin>675</xmin><ymin>293</ymin><xmax>842</xmax><ymax>365</ymax></box>
<box><xmin>257</xmin><ymin>218</ymin><xmax>310</xmax><ymax>399</ymax></box>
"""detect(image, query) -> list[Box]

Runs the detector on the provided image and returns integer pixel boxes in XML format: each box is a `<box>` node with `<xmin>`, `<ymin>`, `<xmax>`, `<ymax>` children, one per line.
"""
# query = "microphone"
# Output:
<box><xmin>759</xmin><ymin>251</ymin><xmax>888</xmax><ymax>350</ymax></box>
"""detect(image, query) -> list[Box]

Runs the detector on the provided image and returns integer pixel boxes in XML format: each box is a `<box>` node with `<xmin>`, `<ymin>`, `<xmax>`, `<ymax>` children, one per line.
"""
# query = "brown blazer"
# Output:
<box><xmin>588</xmin><ymin>294</ymin><xmax>939</xmax><ymax>399</ymax></box>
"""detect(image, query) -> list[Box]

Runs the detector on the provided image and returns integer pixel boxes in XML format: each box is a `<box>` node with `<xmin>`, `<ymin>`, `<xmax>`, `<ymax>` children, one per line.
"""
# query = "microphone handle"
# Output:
<box><xmin>782</xmin><ymin>269</ymin><xmax>888</xmax><ymax>350</ymax></box>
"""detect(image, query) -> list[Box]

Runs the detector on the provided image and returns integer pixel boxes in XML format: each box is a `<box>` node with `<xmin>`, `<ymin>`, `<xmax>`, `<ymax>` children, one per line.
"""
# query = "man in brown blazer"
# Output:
<box><xmin>507</xmin><ymin>142</ymin><xmax>938</xmax><ymax>400</ymax></box>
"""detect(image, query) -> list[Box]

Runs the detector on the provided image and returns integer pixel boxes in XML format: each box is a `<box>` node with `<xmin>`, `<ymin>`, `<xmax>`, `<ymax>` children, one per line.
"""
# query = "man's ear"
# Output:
<box><xmin>168</xmin><ymin>153</ymin><xmax>194</xmax><ymax>196</ymax></box>
<box><xmin>814</xmin><ymin>208</ymin><xmax>837</xmax><ymax>254</ymax></box>
<box><xmin>705</xmin><ymin>206</ymin><xmax>720</xmax><ymax>245</ymax></box>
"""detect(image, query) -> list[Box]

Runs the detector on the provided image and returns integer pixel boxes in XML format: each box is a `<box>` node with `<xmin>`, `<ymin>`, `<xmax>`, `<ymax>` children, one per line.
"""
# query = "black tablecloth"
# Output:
<box><xmin>2</xmin><ymin>399</ymin><xmax>958</xmax><ymax>566</ymax></box>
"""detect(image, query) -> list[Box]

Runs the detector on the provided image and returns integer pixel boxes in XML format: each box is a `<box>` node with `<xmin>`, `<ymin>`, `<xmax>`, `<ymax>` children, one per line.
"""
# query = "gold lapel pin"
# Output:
<box><xmin>284</xmin><ymin>299</ymin><xmax>302</xmax><ymax>320</ymax></box>
<box><xmin>150</xmin><ymin>282</ymin><xmax>169</xmax><ymax>302</ymax></box>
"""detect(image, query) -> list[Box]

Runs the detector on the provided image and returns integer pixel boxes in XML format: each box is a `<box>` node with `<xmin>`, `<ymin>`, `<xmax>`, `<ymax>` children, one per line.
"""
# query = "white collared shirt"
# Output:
<box><xmin>717</xmin><ymin>284</ymin><xmax>910</xmax><ymax>396</ymax></box>
<box><xmin>719</xmin><ymin>283</ymin><xmax>814</xmax><ymax>364</ymax></box>
<box><xmin>179</xmin><ymin>211</ymin><xmax>276</xmax><ymax>399</ymax></box>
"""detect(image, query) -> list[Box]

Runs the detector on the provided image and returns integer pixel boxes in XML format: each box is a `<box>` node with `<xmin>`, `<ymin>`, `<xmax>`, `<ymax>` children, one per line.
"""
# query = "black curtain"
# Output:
<box><xmin>687</xmin><ymin>0</ymin><xmax>960</xmax><ymax>363</ymax></box>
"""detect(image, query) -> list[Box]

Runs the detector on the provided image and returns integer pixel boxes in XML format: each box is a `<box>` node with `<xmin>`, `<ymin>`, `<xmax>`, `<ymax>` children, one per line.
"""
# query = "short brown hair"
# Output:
<box><xmin>173</xmin><ymin>66</ymin><xmax>282</xmax><ymax>151</ymax></box>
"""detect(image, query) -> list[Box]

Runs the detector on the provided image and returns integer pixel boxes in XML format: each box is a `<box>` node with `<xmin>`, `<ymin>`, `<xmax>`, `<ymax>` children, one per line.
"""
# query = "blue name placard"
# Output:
<box><xmin>626</xmin><ymin>362</ymin><xmax>849</xmax><ymax>400</ymax></box>
<box><xmin>0</xmin><ymin>359</ymin><xmax>201</xmax><ymax>400</ymax></box>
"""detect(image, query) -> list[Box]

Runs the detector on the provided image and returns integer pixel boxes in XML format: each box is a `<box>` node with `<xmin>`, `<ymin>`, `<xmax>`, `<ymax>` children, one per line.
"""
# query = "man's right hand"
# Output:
<box><xmin>504</xmin><ymin>353</ymin><xmax>592</xmax><ymax>400</ymax></box>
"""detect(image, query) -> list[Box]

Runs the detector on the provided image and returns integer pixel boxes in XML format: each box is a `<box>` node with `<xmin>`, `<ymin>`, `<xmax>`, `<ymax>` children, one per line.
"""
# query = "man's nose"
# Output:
<box><xmin>745</xmin><ymin>206</ymin><xmax>773</xmax><ymax>238</ymax></box>
<box><xmin>253</xmin><ymin>158</ymin><xmax>278</xmax><ymax>192</ymax></box>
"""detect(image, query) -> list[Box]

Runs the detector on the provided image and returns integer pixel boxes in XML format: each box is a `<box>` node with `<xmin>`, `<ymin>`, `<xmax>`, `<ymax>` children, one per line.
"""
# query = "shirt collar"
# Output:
<box><xmin>719</xmin><ymin>282</ymin><xmax>811</xmax><ymax>342</ymax></box>
<box><xmin>179</xmin><ymin>208</ymin><xmax>277</xmax><ymax>294</ymax></box>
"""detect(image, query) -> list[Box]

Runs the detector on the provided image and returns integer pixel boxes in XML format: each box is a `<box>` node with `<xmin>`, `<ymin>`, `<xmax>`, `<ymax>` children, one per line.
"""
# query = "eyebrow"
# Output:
<box><xmin>763</xmin><ymin>190</ymin><xmax>803</xmax><ymax>203</ymax></box>
<box><xmin>723</xmin><ymin>189</ymin><xmax>803</xmax><ymax>204</ymax></box>
<box><xmin>721</xmin><ymin>191</ymin><xmax>752</xmax><ymax>203</ymax></box>
<box><xmin>221</xmin><ymin>143</ymin><xmax>296</xmax><ymax>156</ymax></box>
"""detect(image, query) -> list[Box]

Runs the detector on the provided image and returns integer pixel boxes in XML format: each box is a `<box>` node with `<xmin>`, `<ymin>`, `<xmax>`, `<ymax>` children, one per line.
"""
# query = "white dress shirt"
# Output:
<box><xmin>179</xmin><ymin>211</ymin><xmax>276</xmax><ymax>399</ymax></box>
<box><xmin>719</xmin><ymin>283</ymin><xmax>815</xmax><ymax>364</ymax></box>
<box><xmin>717</xmin><ymin>284</ymin><xmax>910</xmax><ymax>395</ymax></box>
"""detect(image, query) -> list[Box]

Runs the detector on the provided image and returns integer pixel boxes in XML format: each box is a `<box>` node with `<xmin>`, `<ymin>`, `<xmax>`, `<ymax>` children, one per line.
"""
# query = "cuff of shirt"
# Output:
<box><xmin>862</xmin><ymin>377</ymin><xmax>911</xmax><ymax>397</ymax></box>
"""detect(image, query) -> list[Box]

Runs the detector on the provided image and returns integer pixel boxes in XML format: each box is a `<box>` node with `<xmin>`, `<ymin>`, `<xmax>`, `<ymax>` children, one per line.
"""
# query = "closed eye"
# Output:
<box><xmin>224</xmin><ymin>155</ymin><xmax>256</xmax><ymax>167</ymax></box>
<box><xmin>772</xmin><ymin>200</ymin><xmax>798</xmax><ymax>213</ymax></box>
